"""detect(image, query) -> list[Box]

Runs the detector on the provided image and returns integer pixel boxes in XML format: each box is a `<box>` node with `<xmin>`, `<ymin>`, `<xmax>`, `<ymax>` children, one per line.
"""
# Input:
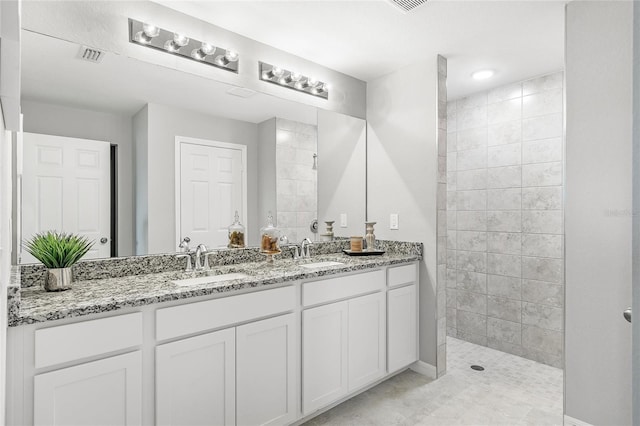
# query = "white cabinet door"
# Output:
<box><xmin>33</xmin><ymin>351</ymin><xmax>142</xmax><ymax>426</ymax></box>
<box><xmin>302</xmin><ymin>301</ymin><xmax>348</xmax><ymax>415</ymax></box>
<box><xmin>156</xmin><ymin>328</ymin><xmax>235</xmax><ymax>426</ymax></box>
<box><xmin>388</xmin><ymin>284</ymin><xmax>418</xmax><ymax>373</ymax></box>
<box><xmin>237</xmin><ymin>313</ymin><xmax>297</xmax><ymax>426</ymax></box>
<box><xmin>348</xmin><ymin>292</ymin><xmax>386</xmax><ymax>391</ymax></box>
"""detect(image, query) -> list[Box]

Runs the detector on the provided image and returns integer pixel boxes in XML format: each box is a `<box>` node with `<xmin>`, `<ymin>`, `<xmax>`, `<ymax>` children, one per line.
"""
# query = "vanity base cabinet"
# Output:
<box><xmin>388</xmin><ymin>284</ymin><xmax>418</xmax><ymax>373</ymax></box>
<box><xmin>302</xmin><ymin>301</ymin><xmax>349</xmax><ymax>415</ymax></box>
<box><xmin>236</xmin><ymin>313</ymin><xmax>297</xmax><ymax>426</ymax></box>
<box><xmin>156</xmin><ymin>329</ymin><xmax>236</xmax><ymax>426</ymax></box>
<box><xmin>347</xmin><ymin>292</ymin><xmax>386</xmax><ymax>391</ymax></box>
<box><xmin>33</xmin><ymin>351</ymin><xmax>142</xmax><ymax>426</ymax></box>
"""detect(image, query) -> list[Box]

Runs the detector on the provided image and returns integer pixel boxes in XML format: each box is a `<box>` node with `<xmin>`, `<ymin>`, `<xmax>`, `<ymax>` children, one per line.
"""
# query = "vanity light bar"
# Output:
<box><xmin>128</xmin><ymin>19</ymin><xmax>239</xmax><ymax>73</ymax></box>
<box><xmin>259</xmin><ymin>62</ymin><xmax>329</xmax><ymax>100</ymax></box>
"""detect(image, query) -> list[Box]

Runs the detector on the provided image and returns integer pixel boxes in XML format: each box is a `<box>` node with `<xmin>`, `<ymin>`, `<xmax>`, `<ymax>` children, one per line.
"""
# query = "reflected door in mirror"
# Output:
<box><xmin>21</xmin><ymin>133</ymin><xmax>111</xmax><ymax>263</ymax></box>
<box><xmin>177</xmin><ymin>138</ymin><xmax>246</xmax><ymax>248</ymax></box>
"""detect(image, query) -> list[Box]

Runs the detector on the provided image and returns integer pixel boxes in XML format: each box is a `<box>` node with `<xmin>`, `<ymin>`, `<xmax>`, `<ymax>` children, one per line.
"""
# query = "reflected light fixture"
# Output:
<box><xmin>129</xmin><ymin>18</ymin><xmax>239</xmax><ymax>73</ymax></box>
<box><xmin>259</xmin><ymin>62</ymin><xmax>329</xmax><ymax>99</ymax></box>
<box><xmin>471</xmin><ymin>69</ymin><xmax>495</xmax><ymax>80</ymax></box>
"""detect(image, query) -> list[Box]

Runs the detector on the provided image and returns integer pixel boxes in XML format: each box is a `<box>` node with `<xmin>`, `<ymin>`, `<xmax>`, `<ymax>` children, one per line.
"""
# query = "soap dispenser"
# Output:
<box><xmin>227</xmin><ymin>210</ymin><xmax>246</xmax><ymax>248</ymax></box>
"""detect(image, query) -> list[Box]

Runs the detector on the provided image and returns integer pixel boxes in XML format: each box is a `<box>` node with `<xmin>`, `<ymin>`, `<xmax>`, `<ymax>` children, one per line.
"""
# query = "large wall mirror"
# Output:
<box><xmin>15</xmin><ymin>27</ymin><xmax>366</xmax><ymax>262</ymax></box>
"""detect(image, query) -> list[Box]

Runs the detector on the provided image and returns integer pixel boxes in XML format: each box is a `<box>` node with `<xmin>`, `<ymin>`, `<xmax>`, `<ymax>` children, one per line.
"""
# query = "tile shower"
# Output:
<box><xmin>446</xmin><ymin>72</ymin><xmax>564</xmax><ymax>368</ymax></box>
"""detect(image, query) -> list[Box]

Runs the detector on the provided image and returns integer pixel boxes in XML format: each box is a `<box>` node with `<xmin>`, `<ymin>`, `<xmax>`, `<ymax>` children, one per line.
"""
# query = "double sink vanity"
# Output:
<box><xmin>6</xmin><ymin>240</ymin><xmax>421</xmax><ymax>426</ymax></box>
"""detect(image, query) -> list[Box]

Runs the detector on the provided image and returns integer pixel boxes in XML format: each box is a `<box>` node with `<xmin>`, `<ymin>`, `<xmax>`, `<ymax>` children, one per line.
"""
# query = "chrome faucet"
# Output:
<box><xmin>176</xmin><ymin>253</ymin><xmax>193</xmax><ymax>272</ymax></box>
<box><xmin>195</xmin><ymin>244</ymin><xmax>210</xmax><ymax>271</ymax></box>
<box><xmin>301</xmin><ymin>238</ymin><xmax>312</xmax><ymax>259</ymax></box>
<box><xmin>178</xmin><ymin>236</ymin><xmax>191</xmax><ymax>252</ymax></box>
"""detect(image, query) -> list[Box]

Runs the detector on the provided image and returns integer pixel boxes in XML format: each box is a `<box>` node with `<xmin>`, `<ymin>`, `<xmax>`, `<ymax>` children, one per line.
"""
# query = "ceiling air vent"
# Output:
<box><xmin>77</xmin><ymin>46</ymin><xmax>105</xmax><ymax>63</ymax></box>
<box><xmin>387</xmin><ymin>0</ymin><xmax>428</xmax><ymax>13</ymax></box>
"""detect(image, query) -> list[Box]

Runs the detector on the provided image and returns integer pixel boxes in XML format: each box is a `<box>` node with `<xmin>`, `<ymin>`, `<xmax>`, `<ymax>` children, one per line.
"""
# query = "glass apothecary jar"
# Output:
<box><xmin>260</xmin><ymin>212</ymin><xmax>281</xmax><ymax>263</ymax></box>
<box><xmin>228</xmin><ymin>210</ymin><xmax>246</xmax><ymax>248</ymax></box>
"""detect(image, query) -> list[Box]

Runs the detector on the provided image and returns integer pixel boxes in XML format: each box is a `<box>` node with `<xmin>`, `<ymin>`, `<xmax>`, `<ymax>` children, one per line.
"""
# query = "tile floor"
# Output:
<box><xmin>303</xmin><ymin>337</ymin><xmax>563</xmax><ymax>425</ymax></box>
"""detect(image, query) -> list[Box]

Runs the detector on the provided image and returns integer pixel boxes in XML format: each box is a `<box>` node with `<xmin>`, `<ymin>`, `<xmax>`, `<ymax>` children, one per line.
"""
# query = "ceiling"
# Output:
<box><xmin>21</xmin><ymin>30</ymin><xmax>318</xmax><ymax>124</ymax></box>
<box><xmin>154</xmin><ymin>0</ymin><xmax>566</xmax><ymax>100</ymax></box>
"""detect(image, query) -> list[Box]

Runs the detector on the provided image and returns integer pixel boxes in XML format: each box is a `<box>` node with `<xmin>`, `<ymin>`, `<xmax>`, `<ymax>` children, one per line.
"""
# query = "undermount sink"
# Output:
<box><xmin>171</xmin><ymin>273</ymin><xmax>249</xmax><ymax>287</ymax></box>
<box><xmin>300</xmin><ymin>261</ymin><xmax>345</xmax><ymax>269</ymax></box>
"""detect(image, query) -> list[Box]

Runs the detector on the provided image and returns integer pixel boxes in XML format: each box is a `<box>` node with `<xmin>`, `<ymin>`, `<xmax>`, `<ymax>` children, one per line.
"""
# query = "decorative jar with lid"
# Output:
<box><xmin>260</xmin><ymin>212</ymin><xmax>281</xmax><ymax>263</ymax></box>
<box><xmin>228</xmin><ymin>210</ymin><xmax>245</xmax><ymax>248</ymax></box>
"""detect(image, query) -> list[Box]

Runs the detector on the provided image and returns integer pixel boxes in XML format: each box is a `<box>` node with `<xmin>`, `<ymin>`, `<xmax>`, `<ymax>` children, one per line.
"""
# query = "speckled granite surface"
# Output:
<box><xmin>9</xmin><ymin>241</ymin><xmax>422</xmax><ymax>326</ymax></box>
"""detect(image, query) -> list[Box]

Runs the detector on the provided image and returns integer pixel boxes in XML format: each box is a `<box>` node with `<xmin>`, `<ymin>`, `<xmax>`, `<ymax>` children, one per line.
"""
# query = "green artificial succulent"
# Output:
<box><xmin>24</xmin><ymin>231</ymin><xmax>94</xmax><ymax>268</ymax></box>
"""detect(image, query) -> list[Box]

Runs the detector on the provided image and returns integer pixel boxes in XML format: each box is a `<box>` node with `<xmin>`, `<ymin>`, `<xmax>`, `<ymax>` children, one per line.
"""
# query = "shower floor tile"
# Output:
<box><xmin>303</xmin><ymin>337</ymin><xmax>563</xmax><ymax>426</ymax></box>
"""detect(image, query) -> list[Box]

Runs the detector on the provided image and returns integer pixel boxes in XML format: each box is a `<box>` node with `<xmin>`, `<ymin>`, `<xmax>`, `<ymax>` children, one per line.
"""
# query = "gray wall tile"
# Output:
<box><xmin>447</xmin><ymin>131</ymin><xmax>457</xmax><ymax>152</ymax></box>
<box><xmin>446</xmin><ymin>268</ymin><xmax>457</xmax><ymax>288</ymax></box>
<box><xmin>522</xmin><ymin>187</ymin><xmax>563</xmax><ymax>210</ymax></box>
<box><xmin>522</xmin><ymin>72</ymin><xmax>563</xmax><ymax>96</ymax></box>
<box><xmin>522</xmin><ymin>162</ymin><xmax>563</xmax><ymax>187</ymax></box>
<box><xmin>487</xmin><ymin>188</ymin><xmax>522</xmax><ymax>210</ymax></box>
<box><xmin>522</xmin><ymin>256</ymin><xmax>564</xmax><ymax>283</ymax></box>
<box><xmin>522</xmin><ymin>279</ymin><xmax>563</xmax><ymax>308</ymax></box>
<box><xmin>487</xmin><ymin>274</ymin><xmax>522</xmax><ymax>299</ymax></box>
<box><xmin>446</xmin><ymin>307</ymin><xmax>457</xmax><ymax>328</ymax></box>
<box><xmin>488</xmin><ymin>338</ymin><xmax>524</xmax><ymax>357</ymax></box>
<box><xmin>456</xmin><ymin>290</ymin><xmax>487</xmax><ymax>315</ymax></box>
<box><xmin>447</xmin><ymin>230</ymin><xmax>457</xmax><ymax>250</ymax></box>
<box><xmin>488</xmin><ymin>98</ymin><xmax>522</xmax><ymax>125</ymax></box>
<box><xmin>521</xmin><ymin>233</ymin><xmax>563</xmax><ymax>258</ymax></box>
<box><xmin>456</xmin><ymin>190</ymin><xmax>487</xmax><ymax>211</ymax></box>
<box><xmin>487</xmin><ymin>232</ymin><xmax>522</xmax><ymax>255</ymax></box>
<box><xmin>447</xmin><ymin>191</ymin><xmax>457</xmax><ymax>210</ymax></box>
<box><xmin>487</xmin><ymin>296</ymin><xmax>522</xmax><ymax>322</ymax></box>
<box><xmin>447</xmin><ymin>151</ymin><xmax>457</xmax><ymax>172</ymax></box>
<box><xmin>487</xmin><ymin>166</ymin><xmax>522</xmax><ymax>189</ymax></box>
<box><xmin>489</xmin><ymin>83</ymin><xmax>523</xmax><ymax>104</ymax></box>
<box><xmin>522</xmin><ymin>89</ymin><xmax>563</xmax><ymax>119</ymax></box>
<box><xmin>487</xmin><ymin>211</ymin><xmax>522</xmax><ymax>232</ymax></box>
<box><xmin>456</xmin><ymin>250</ymin><xmax>487</xmax><ymax>273</ymax></box>
<box><xmin>522</xmin><ymin>325</ymin><xmax>563</xmax><ymax>357</ymax></box>
<box><xmin>457</xmin><ymin>310</ymin><xmax>487</xmax><ymax>336</ymax></box>
<box><xmin>457</xmin><ymin>270</ymin><xmax>487</xmax><ymax>294</ymax></box>
<box><xmin>457</xmin><ymin>169</ymin><xmax>487</xmax><ymax>190</ymax></box>
<box><xmin>447</xmin><ymin>210</ymin><xmax>457</xmax><ymax>230</ymax></box>
<box><xmin>522</xmin><ymin>347</ymin><xmax>562</xmax><ymax>369</ymax></box>
<box><xmin>445</xmin><ymin>248</ymin><xmax>455</xmax><ymax>267</ymax></box>
<box><xmin>488</xmin><ymin>121</ymin><xmax>522</xmax><ymax>146</ymax></box>
<box><xmin>487</xmin><ymin>253</ymin><xmax>522</xmax><ymax>278</ymax></box>
<box><xmin>438</xmin><ymin>157</ymin><xmax>447</xmax><ymax>183</ymax></box>
<box><xmin>456</xmin><ymin>330</ymin><xmax>487</xmax><ymax>346</ymax></box>
<box><xmin>522</xmin><ymin>210</ymin><xmax>563</xmax><ymax>234</ymax></box>
<box><xmin>457</xmin><ymin>92</ymin><xmax>488</xmax><ymax>110</ymax></box>
<box><xmin>446</xmin><ymin>288</ymin><xmax>457</xmax><ymax>308</ymax></box>
<box><xmin>522</xmin><ymin>302</ymin><xmax>563</xmax><ymax>332</ymax></box>
<box><xmin>487</xmin><ymin>317</ymin><xmax>522</xmax><ymax>345</ymax></box>
<box><xmin>457</xmin><ymin>128</ymin><xmax>488</xmax><ymax>151</ymax></box>
<box><xmin>457</xmin><ymin>147</ymin><xmax>487</xmax><ymax>171</ymax></box>
<box><xmin>457</xmin><ymin>105</ymin><xmax>487</xmax><ymax>131</ymax></box>
<box><xmin>488</xmin><ymin>143</ymin><xmax>522</xmax><ymax>167</ymax></box>
<box><xmin>522</xmin><ymin>138</ymin><xmax>563</xmax><ymax>164</ymax></box>
<box><xmin>457</xmin><ymin>211</ymin><xmax>487</xmax><ymax>231</ymax></box>
<box><xmin>522</xmin><ymin>113</ymin><xmax>563</xmax><ymax>141</ymax></box>
<box><xmin>457</xmin><ymin>230</ymin><xmax>487</xmax><ymax>252</ymax></box>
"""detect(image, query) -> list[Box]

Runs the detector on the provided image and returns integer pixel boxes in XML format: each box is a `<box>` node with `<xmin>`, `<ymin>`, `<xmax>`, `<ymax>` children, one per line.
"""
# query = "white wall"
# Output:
<box><xmin>367</xmin><ymin>59</ymin><xmax>439</xmax><ymax>365</ymax></box>
<box><xmin>565</xmin><ymin>1</ymin><xmax>633</xmax><ymax>424</ymax></box>
<box><xmin>633</xmin><ymin>3</ymin><xmax>640</xmax><ymax>424</ymax></box>
<box><xmin>142</xmin><ymin>103</ymin><xmax>259</xmax><ymax>254</ymax></box>
<box><xmin>20</xmin><ymin>100</ymin><xmax>135</xmax><ymax>256</ymax></box>
<box><xmin>317</xmin><ymin>109</ymin><xmax>366</xmax><ymax>239</ymax></box>
<box><xmin>0</xmin><ymin>102</ymin><xmax>11</xmax><ymax>426</ymax></box>
<box><xmin>21</xmin><ymin>1</ymin><xmax>366</xmax><ymax>120</ymax></box>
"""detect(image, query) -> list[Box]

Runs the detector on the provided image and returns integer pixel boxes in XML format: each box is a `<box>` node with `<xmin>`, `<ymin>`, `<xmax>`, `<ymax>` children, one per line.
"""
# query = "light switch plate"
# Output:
<box><xmin>390</xmin><ymin>213</ymin><xmax>399</xmax><ymax>230</ymax></box>
<box><xmin>340</xmin><ymin>213</ymin><xmax>348</xmax><ymax>228</ymax></box>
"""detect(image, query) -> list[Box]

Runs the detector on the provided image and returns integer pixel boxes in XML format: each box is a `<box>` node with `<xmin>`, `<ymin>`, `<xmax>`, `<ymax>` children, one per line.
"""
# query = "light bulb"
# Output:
<box><xmin>191</xmin><ymin>49</ymin><xmax>206</xmax><ymax>60</ymax></box>
<box><xmin>307</xmin><ymin>77</ymin><xmax>319</xmax><ymax>88</ymax></box>
<box><xmin>173</xmin><ymin>33</ymin><xmax>189</xmax><ymax>47</ymax></box>
<box><xmin>272</xmin><ymin>67</ymin><xmax>284</xmax><ymax>78</ymax></box>
<box><xmin>142</xmin><ymin>23</ymin><xmax>160</xmax><ymax>38</ymax></box>
<box><xmin>134</xmin><ymin>31</ymin><xmax>152</xmax><ymax>44</ymax></box>
<box><xmin>290</xmin><ymin>72</ymin><xmax>302</xmax><ymax>82</ymax></box>
<box><xmin>164</xmin><ymin>40</ymin><xmax>179</xmax><ymax>52</ymax></box>
<box><xmin>224</xmin><ymin>50</ymin><xmax>239</xmax><ymax>62</ymax></box>
<box><xmin>200</xmin><ymin>43</ymin><xmax>216</xmax><ymax>56</ymax></box>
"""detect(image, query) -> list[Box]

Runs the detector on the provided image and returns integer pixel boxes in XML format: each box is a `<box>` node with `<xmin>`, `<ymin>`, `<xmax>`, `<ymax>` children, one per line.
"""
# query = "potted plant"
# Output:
<box><xmin>24</xmin><ymin>231</ymin><xmax>94</xmax><ymax>291</ymax></box>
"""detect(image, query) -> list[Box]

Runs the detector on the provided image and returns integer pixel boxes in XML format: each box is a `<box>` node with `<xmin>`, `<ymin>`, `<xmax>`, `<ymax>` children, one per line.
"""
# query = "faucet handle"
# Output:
<box><xmin>178</xmin><ymin>237</ymin><xmax>191</xmax><ymax>252</ymax></box>
<box><xmin>176</xmin><ymin>253</ymin><xmax>192</xmax><ymax>272</ymax></box>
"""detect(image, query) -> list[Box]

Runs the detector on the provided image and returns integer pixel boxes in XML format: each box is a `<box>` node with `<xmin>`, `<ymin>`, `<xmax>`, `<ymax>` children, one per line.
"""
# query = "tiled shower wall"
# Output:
<box><xmin>275</xmin><ymin>118</ymin><xmax>318</xmax><ymax>243</ymax></box>
<box><xmin>446</xmin><ymin>72</ymin><xmax>564</xmax><ymax>368</ymax></box>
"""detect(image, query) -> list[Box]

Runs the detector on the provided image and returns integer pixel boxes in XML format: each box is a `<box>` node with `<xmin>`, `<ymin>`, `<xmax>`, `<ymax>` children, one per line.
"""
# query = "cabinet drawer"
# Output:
<box><xmin>156</xmin><ymin>286</ymin><xmax>295</xmax><ymax>341</ymax></box>
<box><xmin>302</xmin><ymin>269</ymin><xmax>385</xmax><ymax>307</ymax></box>
<box><xmin>387</xmin><ymin>263</ymin><xmax>417</xmax><ymax>288</ymax></box>
<box><xmin>35</xmin><ymin>312</ymin><xmax>143</xmax><ymax>369</ymax></box>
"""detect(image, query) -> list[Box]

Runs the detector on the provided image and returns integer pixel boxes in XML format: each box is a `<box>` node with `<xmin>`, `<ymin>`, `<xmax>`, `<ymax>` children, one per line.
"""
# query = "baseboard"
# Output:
<box><xmin>564</xmin><ymin>414</ymin><xmax>593</xmax><ymax>426</ymax></box>
<box><xmin>409</xmin><ymin>360</ymin><xmax>437</xmax><ymax>379</ymax></box>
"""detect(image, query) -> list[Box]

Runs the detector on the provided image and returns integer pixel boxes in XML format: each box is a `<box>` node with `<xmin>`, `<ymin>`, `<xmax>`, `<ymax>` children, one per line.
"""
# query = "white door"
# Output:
<box><xmin>156</xmin><ymin>328</ymin><xmax>235</xmax><ymax>426</ymax></box>
<box><xmin>33</xmin><ymin>351</ymin><xmax>142</xmax><ymax>426</ymax></box>
<box><xmin>347</xmin><ymin>292</ymin><xmax>386</xmax><ymax>391</ymax></box>
<box><xmin>21</xmin><ymin>133</ymin><xmax>111</xmax><ymax>262</ymax></box>
<box><xmin>177</xmin><ymin>138</ymin><xmax>246</xmax><ymax>248</ymax></box>
<box><xmin>388</xmin><ymin>284</ymin><xmax>418</xmax><ymax>373</ymax></box>
<box><xmin>236</xmin><ymin>313</ymin><xmax>297</xmax><ymax>426</ymax></box>
<box><xmin>302</xmin><ymin>301</ymin><xmax>348</xmax><ymax>415</ymax></box>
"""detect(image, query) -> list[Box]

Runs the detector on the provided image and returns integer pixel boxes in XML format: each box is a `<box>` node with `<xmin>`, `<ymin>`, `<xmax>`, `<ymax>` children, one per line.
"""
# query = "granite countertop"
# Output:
<box><xmin>9</xmin><ymin>252</ymin><xmax>420</xmax><ymax>326</ymax></box>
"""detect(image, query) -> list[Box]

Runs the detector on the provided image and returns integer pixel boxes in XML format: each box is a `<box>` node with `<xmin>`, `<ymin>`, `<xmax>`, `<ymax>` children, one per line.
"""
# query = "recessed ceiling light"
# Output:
<box><xmin>472</xmin><ymin>70</ymin><xmax>495</xmax><ymax>80</ymax></box>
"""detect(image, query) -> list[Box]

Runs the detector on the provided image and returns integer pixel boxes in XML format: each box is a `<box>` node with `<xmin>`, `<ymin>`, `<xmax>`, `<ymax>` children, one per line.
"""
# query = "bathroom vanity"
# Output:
<box><xmin>5</xmin><ymin>244</ymin><xmax>420</xmax><ymax>426</ymax></box>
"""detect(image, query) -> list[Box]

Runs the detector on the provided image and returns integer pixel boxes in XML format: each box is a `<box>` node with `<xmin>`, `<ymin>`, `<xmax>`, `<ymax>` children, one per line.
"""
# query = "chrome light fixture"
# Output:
<box><xmin>259</xmin><ymin>62</ymin><xmax>329</xmax><ymax>99</ymax></box>
<box><xmin>129</xmin><ymin>18</ymin><xmax>239</xmax><ymax>73</ymax></box>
